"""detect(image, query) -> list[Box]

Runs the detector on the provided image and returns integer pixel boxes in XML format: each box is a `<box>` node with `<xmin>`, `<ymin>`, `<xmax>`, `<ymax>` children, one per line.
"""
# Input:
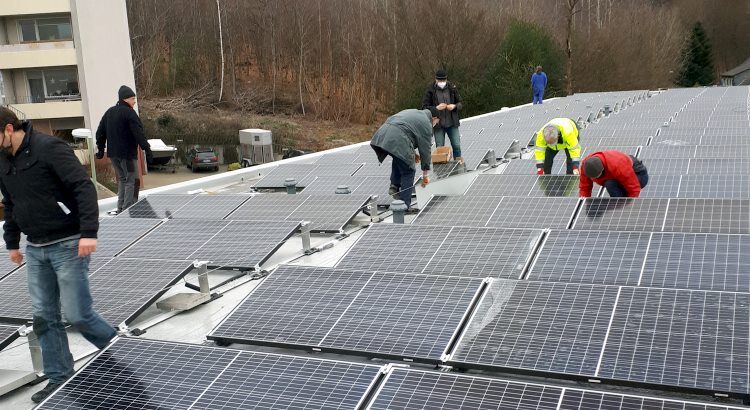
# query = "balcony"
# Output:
<box><xmin>8</xmin><ymin>95</ymin><xmax>83</xmax><ymax>120</ymax></box>
<box><xmin>0</xmin><ymin>1</ymin><xmax>70</xmax><ymax>17</ymax></box>
<box><xmin>0</xmin><ymin>41</ymin><xmax>76</xmax><ymax>70</ymax></box>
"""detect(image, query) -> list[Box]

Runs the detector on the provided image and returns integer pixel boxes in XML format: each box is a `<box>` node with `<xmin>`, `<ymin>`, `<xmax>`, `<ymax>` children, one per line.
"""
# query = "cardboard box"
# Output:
<box><xmin>432</xmin><ymin>146</ymin><xmax>452</xmax><ymax>164</ymax></box>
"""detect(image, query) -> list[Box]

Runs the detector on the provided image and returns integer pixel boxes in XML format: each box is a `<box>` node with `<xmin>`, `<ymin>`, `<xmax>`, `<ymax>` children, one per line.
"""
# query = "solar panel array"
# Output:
<box><xmin>0</xmin><ymin>324</ymin><xmax>20</xmax><ymax>351</ymax></box>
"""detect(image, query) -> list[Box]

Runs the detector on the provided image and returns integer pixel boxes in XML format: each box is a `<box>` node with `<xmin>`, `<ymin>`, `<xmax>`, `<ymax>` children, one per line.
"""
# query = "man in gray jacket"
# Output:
<box><xmin>370</xmin><ymin>108</ymin><xmax>438</xmax><ymax>210</ymax></box>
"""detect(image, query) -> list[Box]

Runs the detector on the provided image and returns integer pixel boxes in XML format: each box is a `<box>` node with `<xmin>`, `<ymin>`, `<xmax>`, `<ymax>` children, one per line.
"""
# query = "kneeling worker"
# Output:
<box><xmin>579</xmin><ymin>150</ymin><xmax>649</xmax><ymax>198</ymax></box>
<box><xmin>370</xmin><ymin>108</ymin><xmax>438</xmax><ymax>211</ymax></box>
<box><xmin>535</xmin><ymin>118</ymin><xmax>581</xmax><ymax>175</ymax></box>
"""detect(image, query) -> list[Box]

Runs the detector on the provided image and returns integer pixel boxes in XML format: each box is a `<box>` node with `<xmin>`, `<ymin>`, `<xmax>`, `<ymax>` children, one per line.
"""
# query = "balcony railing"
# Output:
<box><xmin>7</xmin><ymin>94</ymin><xmax>81</xmax><ymax>104</ymax></box>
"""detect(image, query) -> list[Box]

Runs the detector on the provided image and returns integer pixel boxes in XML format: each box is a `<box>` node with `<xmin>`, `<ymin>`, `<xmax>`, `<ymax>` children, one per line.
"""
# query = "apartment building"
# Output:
<box><xmin>0</xmin><ymin>0</ymin><xmax>136</xmax><ymax>135</ymax></box>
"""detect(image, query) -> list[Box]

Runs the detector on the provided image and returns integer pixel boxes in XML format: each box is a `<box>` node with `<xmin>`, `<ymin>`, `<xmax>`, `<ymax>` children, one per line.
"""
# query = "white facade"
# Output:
<box><xmin>0</xmin><ymin>0</ymin><xmax>136</xmax><ymax>134</ymax></box>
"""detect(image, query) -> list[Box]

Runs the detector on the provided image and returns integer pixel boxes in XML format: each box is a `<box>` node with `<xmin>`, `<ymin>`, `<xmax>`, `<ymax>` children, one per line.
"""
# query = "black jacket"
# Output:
<box><xmin>0</xmin><ymin>123</ymin><xmax>99</xmax><ymax>248</ymax></box>
<box><xmin>421</xmin><ymin>82</ymin><xmax>463</xmax><ymax>128</ymax></box>
<box><xmin>95</xmin><ymin>101</ymin><xmax>150</xmax><ymax>159</ymax></box>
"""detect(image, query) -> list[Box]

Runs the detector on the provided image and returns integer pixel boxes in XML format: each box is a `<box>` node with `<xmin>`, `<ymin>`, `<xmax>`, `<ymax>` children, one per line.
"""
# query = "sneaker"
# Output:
<box><xmin>388</xmin><ymin>185</ymin><xmax>399</xmax><ymax>200</ymax></box>
<box><xmin>31</xmin><ymin>381</ymin><xmax>64</xmax><ymax>403</ymax></box>
<box><xmin>455</xmin><ymin>156</ymin><xmax>464</xmax><ymax>164</ymax></box>
<box><xmin>404</xmin><ymin>208</ymin><xmax>420</xmax><ymax>215</ymax></box>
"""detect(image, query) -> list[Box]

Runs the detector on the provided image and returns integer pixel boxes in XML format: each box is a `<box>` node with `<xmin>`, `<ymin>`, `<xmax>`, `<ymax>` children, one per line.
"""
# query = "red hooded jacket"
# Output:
<box><xmin>579</xmin><ymin>151</ymin><xmax>641</xmax><ymax>197</ymax></box>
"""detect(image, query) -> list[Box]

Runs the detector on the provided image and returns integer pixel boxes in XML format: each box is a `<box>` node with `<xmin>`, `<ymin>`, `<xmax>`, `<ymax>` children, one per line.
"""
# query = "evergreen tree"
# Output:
<box><xmin>676</xmin><ymin>22</ymin><xmax>716</xmax><ymax>87</ymax></box>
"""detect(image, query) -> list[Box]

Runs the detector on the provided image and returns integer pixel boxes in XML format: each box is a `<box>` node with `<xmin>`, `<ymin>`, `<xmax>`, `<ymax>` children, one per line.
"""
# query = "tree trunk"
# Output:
<box><xmin>216</xmin><ymin>0</ymin><xmax>225</xmax><ymax>101</ymax></box>
<box><xmin>565</xmin><ymin>0</ymin><xmax>580</xmax><ymax>95</ymax></box>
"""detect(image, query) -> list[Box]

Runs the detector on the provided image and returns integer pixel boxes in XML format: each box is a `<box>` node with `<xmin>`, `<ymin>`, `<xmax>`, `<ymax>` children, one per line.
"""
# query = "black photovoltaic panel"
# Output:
<box><xmin>301</xmin><ymin>176</ymin><xmax>367</xmax><ymax>195</ymax></box>
<box><xmin>638</xmin><ymin>145</ymin><xmax>697</xmax><ymax>159</ymax></box>
<box><xmin>598</xmin><ymin>287</ymin><xmax>750</xmax><ymax>395</ymax></box>
<box><xmin>465</xmin><ymin>175</ymin><xmax>539</xmax><ymax>197</ymax></box>
<box><xmin>602</xmin><ymin>175</ymin><xmax>680</xmax><ymax>198</ymax></box>
<box><xmin>210</xmin><ymin>265</ymin><xmax>482</xmax><ymax>361</ymax></box>
<box><xmin>503</xmin><ymin>159</ymin><xmax>565</xmax><ymax>175</ymax></box>
<box><xmin>168</xmin><ymin>194</ymin><xmax>251</xmax><ymax>219</ymax></box>
<box><xmin>320</xmin><ymin>272</ymin><xmax>481</xmax><ymax>359</ymax></box>
<box><xmin>432</xmin><ymin>161</ymin><xmax>461</xmax><ymax>179</ymax></box>
<box><xmin>313</xmin><ymin>151</ymin><xmax>363</xmax><ymax>164</ymax></box>
<box><xmin>227</xmin><ymin>194</ymin><xmax>307</xmax><ymax>221</ymax></box>
<box><xmin>678</xmin><ymin>175</ymin><xmax>750</xmax><ymax>199</ymax></box>
<box><xmin>253</xmin><ymin>163</ymin><xmax>317</xmax><ymax>188</ymax></box>
<box><xmin>414</xmin><ymin>196</ymin><xmax>501</xmax><ymax>228</ymax></box>
<box><xmin>38</xmin><ymin>337</ymin><xmax>380</xmax><ymax>410</ymax></box>
<box><xmin>97</xmin><ymin>218</ymin><xmax>162</xmax><ymax>257</ymax></box>
<box><xmin>337</xmin><ymin>224</ymin><xmax>453</xmax><ymax>274</ymax></box>
<box><xmin>640</xmin><ymin>158</ymin><xmax>690</xmax><ymax>175</ymax></box>
<box><xmin>120</xmin><ymin>219</ymin><xmax>227</xmax><ymax>261</ymax></box>
<box><xmin>642</xmin><ymin>233</ymin><xmax>750</xmax><ymax>292</ymax></box>
<box><xmin>697</xmin><ymin>145</ymin><xmax>750</xmax><ymax>159</ymax></box>
<box><xmin>0</xmin><ymin>324</ymin><xmax>20</xmax><ymax>351</ymax></box>
<box><xmin>461</xmin><ymin>147</ymin><xmax>492</xmax><ymax>170</ymax></box>
<box><xmin>450</xmin><ymin>280</ymin><xmax>618</xmax><ymax>376</ymax></box>
<box><xmin>0</xmin><ymin>267</ymin><xmax>39</xmax><ymax>321</ymax></box>
<box><xmin>0</xmin><ymin>258</ymin><xmax>21</xmax><ymax>282</ymax></box>
<box><xmin>210</xmin><ymin>266</ymin><xmax>372</xmax><ymax>345</ymax></box>
<box><xmin>527</xmin><ymin>175</ymin><xmax>580</xmax><ymax>197</ymax></box>
<box><xmin>688</xmin><ymin>159</ymin><xmax>750</xmax><ymax>175</ymax></box>
<box><xmin>353</xmin><ymin>161</ymin><xmax>394</xmax><ymax>177</ymax></box>
<box><xmin>118</xmin><ymin>194</ymin><xmax>191</xmax><ymax>218</ymax></box>
<box><xmin>486</xmin><ymin>196</ymin><xmax>579</xmax><ymax>229</ymax></box>
<box><xmin>527</xmin><ymin>230</ymin><xmax>650</xmax><ymax>286</ymax></box>
<box><xmin>559</xmin><ymin>389</ymin><xmax>746</xmax><ymax>410</ymax></box>
<box><xmin>423</xmin><ymin>227</ymin><xmax>541</xmax><ymax>279</ymax></box>
<box><xmin>701</xmin><ymin>135</ymin><xmax>750</xmax><ymax>145</ymax></box>
<box><xmin>583</xmin><ymin>146</ymin><xmax>639</xmax><ymax>157</ymax></box>
<box><xmin>664</xmin><ymin>199</ymin><xmax>750</xmax><ymax>234</ymax></box>
<box><xmin>297</xmin><ymin>163</ymin><xmax>366</xmax><ymax>186</ymax></box>
<box><xmin>596</xmin><ymin>136</ymin><xmax>651</xmax><ymax>146</ymax></box>
<box><xmin>369</xmin><ymin>368</ymin><xmax>562</xmax><ymax>410</ymax></box>
<box><xmin>286</xmin><ymin>194</ymin><xmax>370</xmax><ymax>232</ymax></box>
<box><xmin>87</xmin><ymin>258</ymin><xmax>193</xmax><ymax>326</ymax></box>
<box><xmin>574</xmin><ymin>198</ymin><xmax>669</xmax><ymax>232</ymax></box>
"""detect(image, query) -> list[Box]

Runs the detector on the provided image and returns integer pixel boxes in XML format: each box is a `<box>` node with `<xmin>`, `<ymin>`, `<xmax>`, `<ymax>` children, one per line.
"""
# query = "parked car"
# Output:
<box><xmin>186</xmin><ymin>148</ymin><xmax>219</xmax><ymax>172</ymax></box>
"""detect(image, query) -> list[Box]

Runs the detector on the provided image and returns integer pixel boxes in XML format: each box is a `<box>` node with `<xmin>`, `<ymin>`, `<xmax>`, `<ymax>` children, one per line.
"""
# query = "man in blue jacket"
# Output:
<box><xmin>0</xmin><ymin>107</ymin><xmax>115</xmax><ymax>403</ymax></box>
<box><xmin>531</xmin><ymin>66</ymin><xmax>548</xmax><ymax>104</ymax></box>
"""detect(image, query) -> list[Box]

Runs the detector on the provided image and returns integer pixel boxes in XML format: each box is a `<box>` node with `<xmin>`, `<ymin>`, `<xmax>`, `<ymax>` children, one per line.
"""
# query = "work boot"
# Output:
<box><xmin>455</xmin><ymin>156</ymin><xmax>464</xmax><ymax>164</ymax></box>
<box><xmin>388</xmin><ymin>185</ymin><xmax>399</xmax><ymax>200</ymax></box>
<box><xmin>31</xmin><ymin>381</ymin><xmax>64</xmax><ymax>403</ymax></box>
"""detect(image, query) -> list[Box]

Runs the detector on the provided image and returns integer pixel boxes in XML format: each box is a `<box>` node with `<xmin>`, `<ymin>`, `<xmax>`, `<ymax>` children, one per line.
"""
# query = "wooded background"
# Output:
<box><xmin>126</xmin><ymin>0</ymin><xmax>750</xmax><ymax>124</ymax></box>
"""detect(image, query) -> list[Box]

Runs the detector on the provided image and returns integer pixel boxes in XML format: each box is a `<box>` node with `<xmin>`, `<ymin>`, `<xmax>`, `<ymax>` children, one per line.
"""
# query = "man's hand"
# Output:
<box><xmin>95</xmin><ymin>149</ymin><xmax>105</xmax><ymax>160</ymax></box>
<box><xmin>421</xmin><ymin>171</ymin><xmax>430</xmax><ymax>187</ymax></box>
<box><xmin>78</xmin><ymin>238</ymin><xmax>97</xmax><ymax>257</ymax></box>
<box><xmin>8</xmin><ymin>249</ymin><xmax>23</xmax><ymax>265</ymax></box>
<box><xmin>572</xmin><ymin>167</ymin><xmax>580</xmax><ymax>175</ymax></box>
<box><xmin>415</xmin><ymin>154</ymin><xmax>421</xmax><ymax>164</ymax></box>
<box><xmin>447</xmin><ymin>104</ymin><xmax>456</xmax><ymax>111</ymax></box>
<box><xmin>436</xmin><ymin>103</ymin><xmax>448</xmax><ymax>110</ymax></box>
<box><xmin>536</xmin><ymin>167</ymin><xmax>544</xmax><ymax>175</ymax></box>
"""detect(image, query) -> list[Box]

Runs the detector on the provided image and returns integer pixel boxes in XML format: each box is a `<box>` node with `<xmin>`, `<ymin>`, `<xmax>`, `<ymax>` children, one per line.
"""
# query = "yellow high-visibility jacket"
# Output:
<box><xmin>534</xmin><ymin>118</ymin><xmax>581</xmax><ymax>166</ymax></box>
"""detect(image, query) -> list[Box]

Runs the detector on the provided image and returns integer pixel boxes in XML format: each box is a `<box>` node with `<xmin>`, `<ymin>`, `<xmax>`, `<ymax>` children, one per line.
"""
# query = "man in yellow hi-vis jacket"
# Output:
<box><xmin>534</xmin><ymin>118</ymin><xmax>581</xmax><ymax>175</ymax></box>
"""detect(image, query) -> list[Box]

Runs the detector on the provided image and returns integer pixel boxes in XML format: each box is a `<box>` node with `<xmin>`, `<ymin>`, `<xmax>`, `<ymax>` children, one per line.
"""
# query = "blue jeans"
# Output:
<box><xmin>26</xmin><ymin>239</ymin><xmax>116</xmax><ymax>383</ymax></box>
<box><xmin>533</xmin><ymin>88</ymin><xmax>545</xmax><ymax>104</ymax></box>
<box><xmin>433</xmin><ymin>126</ymin><xmax>462</xmax><ymax>158</ymax></box>
<box><xmin>604</xmin><ymin>169</ymin><xmax>650</xmax><ymax>197</ymax></box>
<box><xmin>390</xmin><ymin>156</ymin><xmax>416</xmax><ymax>207</ymax></box>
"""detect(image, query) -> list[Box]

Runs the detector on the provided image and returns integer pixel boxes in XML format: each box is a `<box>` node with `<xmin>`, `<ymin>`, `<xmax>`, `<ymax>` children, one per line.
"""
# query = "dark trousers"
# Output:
<box><xmin>390</xmin><ymin>156</ymin><xmax>416</xmax><ymax>207</ymax></box>
<box><xmin>604</xmin><ymin>169</ymin><xmax>649</xmax><ymax>197</ymax></box>
<box><xmin>543</xmin><ymin>147</ymin><xmax>575</xmax><ymax>174</ymax></box>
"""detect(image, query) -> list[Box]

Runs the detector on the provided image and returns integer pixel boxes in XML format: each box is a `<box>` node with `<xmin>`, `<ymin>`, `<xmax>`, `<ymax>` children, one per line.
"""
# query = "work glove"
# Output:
<box><xmin>536</xmin><ymin>167</ymin><xmax>544</xmax><ymax>175</ymax></box>
<box><xmin>572</xmin><ymin>166</ymin><xmax>580</xmax><ymax>175</ymax></box>
<box><xmin>421</xmin><ymin>176</ymin><xmax>430</xmax><ymax>187</ymax></box>
<box><xmin>145</xmin><ymin>149</ymin><xmax>154</xmax><ymax>164</ymax></box>
<box><xmin>95</xmin><ymin>149</ymin><xmax>104</xmax><ymax>160</ymax></box>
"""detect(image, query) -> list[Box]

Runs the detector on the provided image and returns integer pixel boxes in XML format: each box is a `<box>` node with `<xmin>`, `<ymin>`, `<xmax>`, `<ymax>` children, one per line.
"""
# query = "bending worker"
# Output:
<box><xmin>579</xmin><ymin>150</ymin><xmax>649</xmax><ymax>198</ymax></box>
<box><xmin>371</xmin><ymin>108</ymin><xmax>438</xmax><ymax>212</ymax></box>
<box><xmin>534</xmin><ymin>118</ymin><xmax>581</xmax><ymax>175</ymax></box>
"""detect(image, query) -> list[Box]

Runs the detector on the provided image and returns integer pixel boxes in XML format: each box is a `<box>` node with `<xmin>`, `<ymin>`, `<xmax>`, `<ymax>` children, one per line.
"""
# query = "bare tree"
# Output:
<box><xmin>564</xmin><ymin>0</ymin><xmax>581</xmax><ymax>95</ymax></box>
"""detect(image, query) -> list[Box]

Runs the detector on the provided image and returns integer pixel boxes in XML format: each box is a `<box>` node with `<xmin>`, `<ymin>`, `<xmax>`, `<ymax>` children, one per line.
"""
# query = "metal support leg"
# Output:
<box><xmin>301</xmin><ymin>221</ymin><xmax>312</xmax><ymax>253</ymax></box>
<box><xmin>486</xmin><ymin>149</ymin><xmax>497</xmax><ymax>168</ymax></box>
<box><xmin>25</xmin><ymin>330</ymin><xmax>43</xmax><ymax>373</ymax></box>
<box><xmin>369</xmin><ymin>196</ymin><xmax>381</xmax><ymax>223</ymax></box>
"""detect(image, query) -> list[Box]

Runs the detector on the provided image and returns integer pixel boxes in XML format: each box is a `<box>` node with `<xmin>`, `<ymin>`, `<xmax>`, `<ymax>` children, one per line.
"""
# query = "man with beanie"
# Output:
<box><xmin>534</xmin><ymin>118</ymin><xmax>581</xmax><ymax>175</ymax></box>
<box><xmin>370</xmin><ymin>108</ymin><xmax>438</xmax><ymax>211</ymax></box>
<box><xmin>422</xmin><ymin>69</ymin><xmax>463</xmax><ymax>163</ymax></box>
<box><xmin>95</xmin><ymin>85</ymin><xmax>152</xmax><ymax>215</ymax></box>
<box><xmin>0</xmin><ymin>107</ymin><xmax>116</xmax><ymax>403</ymax></box>
<box><xmin>579</xmin><ymin>150</ymin><xmax>649</xmax><ymax>198</ymax></box>
<box><xmin>531</xmin><ymin>66</ymin><xmax>547</xmax><ymax>104</ymax></box>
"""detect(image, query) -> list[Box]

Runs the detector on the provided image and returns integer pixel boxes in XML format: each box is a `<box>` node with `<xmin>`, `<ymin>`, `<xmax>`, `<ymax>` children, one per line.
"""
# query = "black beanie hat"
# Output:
<box><xmin>118</xmin><ymin>85</ymin><xmax>136</xmax><ymax>100</ymax></box>
<box><xmin>583</xmin><ymin>156</ymin><xmax>604</xmax><ymax>178</ymax></box>
<box><xmin>435</xmin><ymin>69</ymin><xmax>447</xmax><ymax>80</ymax></box>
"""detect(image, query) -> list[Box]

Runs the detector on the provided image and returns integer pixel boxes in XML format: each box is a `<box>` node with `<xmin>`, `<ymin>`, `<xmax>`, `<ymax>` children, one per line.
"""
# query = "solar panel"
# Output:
<box><xmin>286</xmin><ymin>194</ymin><xmax>370</xmax><ymax>232</ymax></box>
<box><xmin>337</xmin><ymin>224</ymin><xmax>453</xmax><ymax>274</ymax></box>
<box><xmin>688</xmin><ymin>159</ymin><xmax>750</xmax><ymax>175</ymax></box>
<box><xmin>486</xmin><ymin>197</ymin><xmax>579</xmax><ymax>229</ymax></box>
<box><xmin>641</xmin><ymin>233</ymin><xmax>750</xmax><ymax>292</ymax></box>
<box><xmin>38</xmin><ymin>337</ymin><xmax>381</xmax><ymax>410</ymax></box>
<box><xmin>0</xmin><ymin>267</ymin><xmax>34</xmax><ymax>322</ymax></box>
<box><xmin>503</xmin><ymin>159</ymin><xmax>565</xmax><ymax>175</ymax></box>
<box><xmin>297</xmin><ymin>163</ymin><xmax>366</xmax><ymax>186</ymax></box>
<box><xmin>117</xmin><ymin>194</ymin><xmax>191</xmax><ymax>218</ymax></box>
<box><xmin>97</xmin><ymin>218</ymin><xmax>162</xmax><ymax>257</ymax></box>
<box><xmin>353</xmin><ymin>161</ymin><xmax>394</xmax><ymax>177</ymax></box>
<box><xmin>527</xmin><ymin>175</ymin><xmax>580</xmax><ymax>197</ymax></box>
<box><xmin>597</xmin><ymin>287</ymin><xmax>750</xmax><ymax>395</ymax></box>
<box><xmin>119</xmin><ymin>219</ymin><xmax>228</xmax><ymax>261</ymax></box>
<box><xmin>301</xmin><ymin>176</ymin><xmax>367</xmax><ymax>195</ymax></box>
<box><xmin>697</xmin><ymin>145</ymin><xmax>750</xmax><ymax>159</ymax></box>
<box><xmin>0</xmin><ymin>324</ymin><xmax>20</xmax><ymax>351</ymax></box>
<box><xmin>639</xmin><ymin>158</ymin><xmax>690</xmax><ymax>175</ymax></box>
<box><xmin>227</xmin><ymin>193</ymin><xmax>307</xmax><ymax>221</ymax></box>
<box><xmin>313</xmin><ymin>151</ymin><xmax>363</xmax><ymax>164</ymax></box>
<box><xmin>573</xmin><ymin>198</ymin><xmax>669</xmax><ymax>232</ymax></box>
<box><xmin>432</xmin><ymin>161</ymin><xmax>461</xmax><ymax>179</ymax></box>
<box><xmin>413</xmin><ymin>196</ymin><xmax>501</xmax><ymax>228</ymax></box>
<box><xmin>678</xmin><ymin>175</ymin><xmax>750</xmax><ymax>199</ymax></box>
<box><xmin>638</xmin><ymin>145</ymin><xmax>696</xmax><ymax>159</ymax></box>
<box><xmin>527</xmin><ymin>230</ymin><xmax>650</xmax><ymax>286</ymax></box>
<box><xmin>465</xmin><ymin>175</ymin><xmax>538</xmax><ymax>197</ymax></box>
<box><xmin>253</xmin><ymin>163</ymin><xmax>318</xmax><ymax>188</ymax></box>
<box><xmin>559</xmin><ymin>389</ymin><xmax>746</xmax><ymax>410</ymax></box>
<box><xmin>664</xmin><ymin>199</ymin><xmax>750</xmax><ymax>234</ymax></box>
<box><xmin>595</xmin><ymin>136</ymin><xmax>651</xmax><ymax>146</ymax></box>
<box><xmin>169</xmin><ymin>194</ymin><xmax>251</xmax><ymax>219</ymax></box>
<box><xmin>450</xmin><ymin>280</ymin><xmax>618</xmax><ymax>376</ymax></box>
<box><xmin>461</xmin><ymin>147</ymin><xmax>493</xmax><ymax>170</ymax></box>
<box><xmin>87</xmin><ymin>258</ymin><xmax>193</xmax><ymax>326</ymax></box>
<box><xmin>601</xmin><ymin>175</ymin><xmax>680</xmax><ymax>198</ymax></box>
<box><xmin>209</xmin><ymin>265</ymin><xmax>482</xmax><ymax>361</ymax></box>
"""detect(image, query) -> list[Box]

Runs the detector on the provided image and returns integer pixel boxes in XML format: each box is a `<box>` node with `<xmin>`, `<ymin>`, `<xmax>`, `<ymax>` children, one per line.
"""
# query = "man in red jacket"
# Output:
<box><xmin>579</xmin><ymin>150</ymin><xmax>649</xmax><ymax>197</ymax></box>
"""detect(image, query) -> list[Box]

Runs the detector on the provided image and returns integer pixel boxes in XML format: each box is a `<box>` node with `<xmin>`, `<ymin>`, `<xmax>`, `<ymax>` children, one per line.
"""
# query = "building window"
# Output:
<box><xmin>18</xmin><ymin>17</ymin><xmax>73</xmax><ymax>42</ymax></box>
<box><xmin>26</xmin><ymin>68</ymin><xmax>79</xmax><ymax>103</ymax></box>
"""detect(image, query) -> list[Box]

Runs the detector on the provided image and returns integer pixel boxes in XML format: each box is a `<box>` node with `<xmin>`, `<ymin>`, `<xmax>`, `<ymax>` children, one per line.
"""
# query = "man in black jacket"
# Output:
<box><xmin>95</xmin><ymin>85</ymin><xmax>151</xmax><ymax>215</ymax></box>
<box><xmin>422</xmin><ymin>68</ymin><xmax>464</xmax><ymax>163</ymax></box>
<box><xmin>0</xmin><ymin>108</ymin><xmax>116</xmax><ymax>403</ymax></box>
